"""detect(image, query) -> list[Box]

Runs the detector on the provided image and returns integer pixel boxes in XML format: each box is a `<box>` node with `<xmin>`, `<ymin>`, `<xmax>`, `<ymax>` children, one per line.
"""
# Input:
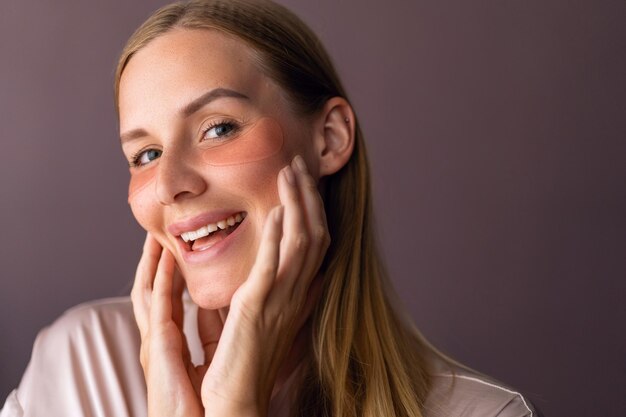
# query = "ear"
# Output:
<box><xmin>312</xmin><ymin>97</ymin><xmax>355</xmax><ymax>177</ymax></box>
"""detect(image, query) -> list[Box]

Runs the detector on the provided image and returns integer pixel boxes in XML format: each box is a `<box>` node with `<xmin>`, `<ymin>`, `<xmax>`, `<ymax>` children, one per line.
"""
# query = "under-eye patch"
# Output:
<box><xmin>128</xmin><ymin>163</ymin><xmax>157</xmax><ymax>202</ymax></box>
<box><xmin>200</xmin><ymin>117</ymin><xmax>283</xmax><ymax>166</ymax></box>
<box><xmin>127</xmin><ymin>117</ymin><xmax>284</xmax><ymax>202</ymax></box>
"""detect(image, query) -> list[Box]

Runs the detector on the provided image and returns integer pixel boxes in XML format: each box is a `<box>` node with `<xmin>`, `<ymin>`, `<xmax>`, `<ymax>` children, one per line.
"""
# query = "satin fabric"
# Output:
<box><xmin>1</xmin><ymin>297</ymin><xmax>536</xmax><ymax>417</ymax></box>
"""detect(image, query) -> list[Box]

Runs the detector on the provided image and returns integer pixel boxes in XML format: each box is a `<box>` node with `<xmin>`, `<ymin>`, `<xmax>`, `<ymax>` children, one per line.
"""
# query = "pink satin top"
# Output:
<box><xmin>0</xmin><ymin>297</ymin><xmax>536</xmax><ymax>417</ymax></box>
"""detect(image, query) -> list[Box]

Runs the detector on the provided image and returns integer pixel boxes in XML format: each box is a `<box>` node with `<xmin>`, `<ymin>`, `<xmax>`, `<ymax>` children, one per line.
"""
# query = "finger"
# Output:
<box><xmin>197</xmin><ymin>307</ymin><xmax>224</xmax><ymax>365</ymax></box>
<box><xmin>290</xmin><ymin>155</ymin><xmax>331</xmax><ymax>297</ymax></box>
<box><xmin>150</xmin><ymin>248</ymin><xmax>176</xmax><ymax>327</ymax></box>
<box><xmin>171</xmin><ymin>264</ymin><xmax>186</xmax><ymax>330</ymax></box>
<box><xmin>275</xmin><ymin>163</ymin><xmax>309</xmax><ymax>288</ymax></box>
<box><xmin>131</xmin><ymin>233</ymin><xmax>162</xmax><ymax>338</ymax></box>
<box><xmin>242</xmin><ymin>204</ymin><xmax>284</xmax><ymax>305</ymax></box>
<box><xmin>171</xmin><ymin>264</ymin><xmax>194</xmax><ymax>365</ymax></box>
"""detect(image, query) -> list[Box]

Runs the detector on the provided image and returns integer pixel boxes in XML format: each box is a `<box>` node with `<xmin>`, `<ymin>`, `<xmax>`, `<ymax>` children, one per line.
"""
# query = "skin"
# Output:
<box><xmin>118</xmin><ymin>28</ymin><xmax>354</xmax><ymax>416</ymax></box>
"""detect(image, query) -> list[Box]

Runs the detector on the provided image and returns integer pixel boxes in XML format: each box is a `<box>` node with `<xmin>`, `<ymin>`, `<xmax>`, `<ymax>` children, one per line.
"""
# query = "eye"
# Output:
<box><xmin>131</xmin><ymin>148</ymin><xmax>162</xmax><ymax>167</ymax></box>
<box><xmin>202</xmin><ymin>121</ymin><xmax>238</xmax><ymax>141</ymax></box>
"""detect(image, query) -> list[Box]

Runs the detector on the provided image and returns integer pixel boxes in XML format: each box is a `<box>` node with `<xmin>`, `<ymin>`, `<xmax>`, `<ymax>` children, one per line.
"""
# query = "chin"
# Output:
<box><xmin>184</xmin><ymin>268</ymin><xmax>248</xmax><ymax>310</ymax></box>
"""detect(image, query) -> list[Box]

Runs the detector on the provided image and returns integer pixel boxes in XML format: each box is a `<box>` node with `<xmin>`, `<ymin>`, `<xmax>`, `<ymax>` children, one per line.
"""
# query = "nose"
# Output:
<box><xmin>155</xmin><ymin>150</ymin><xmax>207</xmax><ymax>205</ymax></box>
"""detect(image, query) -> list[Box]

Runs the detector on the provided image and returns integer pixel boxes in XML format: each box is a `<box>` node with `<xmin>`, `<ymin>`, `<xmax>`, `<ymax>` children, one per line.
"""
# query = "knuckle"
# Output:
<box><xmin>312</xmin><ymin>224</ymin><xmax>329</xmax><ymax>244</ymax></box>
<box><xmin>256</xmin><ymin>262</ymin><xmax>277</xmax><ymax>278</ymax></box>
<box><xmin>302</xmin><ymin>174</ymin><xmax>317</xmax><ymax>190</ymax></box>
<box><xmin>252</xmin><ymin>254</ymin><xmax>278</xmax><ymax>276</ymax></box>
<box><xmin>318</xmin><ymin>195</ymin><xmax>328</xmax><ymax>213</ymax></box>
<box><xmin>294</xmin><ymin>232</ymin><xmax>310</xmax><ymax>250</ymax></box>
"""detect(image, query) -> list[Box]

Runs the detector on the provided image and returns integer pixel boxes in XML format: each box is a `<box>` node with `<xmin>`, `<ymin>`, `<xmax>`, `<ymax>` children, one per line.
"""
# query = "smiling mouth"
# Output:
<box><xmin>179</xmin><ymin>212</ymin><xmax>247</xmax><ymax>252</ymax></box>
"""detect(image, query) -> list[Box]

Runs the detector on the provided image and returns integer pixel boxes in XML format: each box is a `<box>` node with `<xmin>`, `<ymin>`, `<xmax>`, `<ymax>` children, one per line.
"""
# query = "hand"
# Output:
<box><xmin>130</xmin><ymin>155</ymin><xmax>330</xmax><ymax>417</ymax></box>
<box><xmin>131</xmin><ymin>235</ymin><xmax>207</xmax><ymax>417</ymax></box>
<box><xmin>200</xmin><ymin>155</ymin><xmax>330</xmax><ymax>416</ymax></box>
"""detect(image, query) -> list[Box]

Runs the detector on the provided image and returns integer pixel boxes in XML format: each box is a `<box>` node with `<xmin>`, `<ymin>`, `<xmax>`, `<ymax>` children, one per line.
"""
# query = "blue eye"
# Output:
<box><xmin>203</xmin><ymin>121</ymin><xmax>237</xmax><ymax>140</ymax></box>
<box><xmin>132</xmin><ymin>148</ymin><xmax>162</xmax><ymax>167</ymax></box>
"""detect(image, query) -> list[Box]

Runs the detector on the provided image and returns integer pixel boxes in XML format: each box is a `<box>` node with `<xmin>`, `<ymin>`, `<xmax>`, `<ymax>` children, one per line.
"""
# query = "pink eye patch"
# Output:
<box><xmin>127</xmin><ymin>163</ymin><xmax>157</xmax><ymax>202</ymax></box>
<box><xmin>201</xmin><ymin>117</ymin><xmax>283</xmax><ymax>166</ymax></box>
<box><xmin>127</xmin><ymin>117</ymin><xmax>284</xmax><ymax>202</ymax></box>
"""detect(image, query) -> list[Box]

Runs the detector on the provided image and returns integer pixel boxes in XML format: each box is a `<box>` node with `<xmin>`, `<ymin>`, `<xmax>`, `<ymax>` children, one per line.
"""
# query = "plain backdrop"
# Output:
<box><xmin>1</xmin><ymin>1</ymin><xmax>624</xmax><ymax>416</ymax></box>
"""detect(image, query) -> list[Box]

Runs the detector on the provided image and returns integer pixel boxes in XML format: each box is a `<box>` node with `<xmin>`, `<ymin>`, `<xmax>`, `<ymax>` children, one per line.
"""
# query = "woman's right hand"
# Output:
<box><xmin>131</xmin><ymin>234</ymin><xmax>208</xmax><ymax>417</ymax></box>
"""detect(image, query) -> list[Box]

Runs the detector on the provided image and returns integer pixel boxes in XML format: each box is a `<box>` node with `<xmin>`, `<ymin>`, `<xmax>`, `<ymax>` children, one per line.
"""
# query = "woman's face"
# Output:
<box><xmin>118</xmin><ymin>28</ymin><xmax>318</xmax><ymax>309</ymax></box>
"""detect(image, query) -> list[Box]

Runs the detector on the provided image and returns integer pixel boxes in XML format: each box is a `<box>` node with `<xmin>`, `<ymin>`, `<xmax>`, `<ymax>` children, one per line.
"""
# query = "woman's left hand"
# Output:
<box><xmin>199</xmin><ymin>155</ymin><xmax>330</xmax><ymax>416</ymax></box>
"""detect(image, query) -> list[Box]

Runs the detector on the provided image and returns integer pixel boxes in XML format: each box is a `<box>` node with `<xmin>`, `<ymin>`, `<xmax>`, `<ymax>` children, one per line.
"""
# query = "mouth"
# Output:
<box><xmin>178</xmin><ymin>212</ymin><xmax>247</xmax><ymax>252</ymax></box>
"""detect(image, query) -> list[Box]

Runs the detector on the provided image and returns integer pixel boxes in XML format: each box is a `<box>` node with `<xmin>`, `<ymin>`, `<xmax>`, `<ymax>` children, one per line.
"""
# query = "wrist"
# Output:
<box><xmin>202</xmin><ymin>374</ymin><xmax>269</xmax><ymax>417</ymax></box>
<box><xmin>203</xmin><ymin>401</ymin><xmax>264</xmax><ymax>417</ymax></box>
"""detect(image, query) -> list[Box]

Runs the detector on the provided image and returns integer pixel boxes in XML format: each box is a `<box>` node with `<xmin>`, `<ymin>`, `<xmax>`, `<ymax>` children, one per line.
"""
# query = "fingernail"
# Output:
<box><xmin>293</xmin><ymin>155</ymin><xmax>307</xmax><ymax>173</ymax></box>
<box><xmin>284</xmin><ymin>165</ymin><xmax>295</xmax><ymax>185</ymax></box>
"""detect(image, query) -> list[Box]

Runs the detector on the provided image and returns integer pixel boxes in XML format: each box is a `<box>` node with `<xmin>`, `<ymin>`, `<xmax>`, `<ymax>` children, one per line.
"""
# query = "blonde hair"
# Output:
<box><xmin>115</xmin><ymin>1</ymin><xmax>439</xmax><ymax>415</ymax></box>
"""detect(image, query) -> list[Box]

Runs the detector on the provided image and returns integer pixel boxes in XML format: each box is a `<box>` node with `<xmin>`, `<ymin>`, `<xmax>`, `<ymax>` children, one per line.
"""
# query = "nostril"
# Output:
<box><xmin>153</xmin><ymin>152</ymin><xmax>208</xmax><ymax>205</ymax></box>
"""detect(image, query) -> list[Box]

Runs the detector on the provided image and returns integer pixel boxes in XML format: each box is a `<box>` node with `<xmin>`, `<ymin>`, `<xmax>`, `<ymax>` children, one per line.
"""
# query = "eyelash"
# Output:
<box><xmin>129</xmin><ymin>147</ymin><xmax>159</xmax><ymax>168</ymax></box>
<box><xmin>128</xmin><ymin>119</ymin><xmax>241</xmax><ymax>168</ymax></box>
<box><xmin>201</xmin><ymin>118</ymin><xmax>240</xmax><ymax>141</ymax></box>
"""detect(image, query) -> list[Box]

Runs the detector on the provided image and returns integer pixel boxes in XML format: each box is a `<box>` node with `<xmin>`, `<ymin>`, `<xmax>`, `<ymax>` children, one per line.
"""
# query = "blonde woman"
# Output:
<box><xmin>1</xmin><ymin>1</ymin><xmax>538</xmax><ymax>416</ymax></box>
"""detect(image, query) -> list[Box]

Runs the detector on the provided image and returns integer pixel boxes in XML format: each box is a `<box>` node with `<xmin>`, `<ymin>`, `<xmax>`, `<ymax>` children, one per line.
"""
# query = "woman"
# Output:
<box><xmin>1</xmin><ymin>1</ymin><xmax>537</xmax><ymax>416</ymax></box>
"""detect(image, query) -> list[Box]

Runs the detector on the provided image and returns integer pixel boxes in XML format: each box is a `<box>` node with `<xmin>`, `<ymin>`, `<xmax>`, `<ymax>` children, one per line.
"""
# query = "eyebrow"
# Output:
<box><xmin>120</xmin><ymin>87</ymin><xmax>250</xmax><ymax>144</ymax></box>
<box><xmin>181</xmin><ymin>87</ymin><xmax>249</xmax><ymax>117</ymax></box>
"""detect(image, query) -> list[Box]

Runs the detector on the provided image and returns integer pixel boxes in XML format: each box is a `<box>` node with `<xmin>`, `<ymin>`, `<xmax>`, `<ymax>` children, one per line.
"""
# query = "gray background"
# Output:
<box><xmin>1</xmin><ymin>1</ymin><xmax>624</xmax><ymax>416</ymax></box>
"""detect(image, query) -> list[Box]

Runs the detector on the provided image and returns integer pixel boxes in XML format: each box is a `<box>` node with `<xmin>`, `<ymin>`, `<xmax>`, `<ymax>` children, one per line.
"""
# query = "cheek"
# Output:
<box><xmin>128</xmin><ymin>165</ymin><xmax>157</xmax><ymax>202</ymax></box>
<box><xmin>212</xmin><ymin>155</ymin><xmax>285</xmax><ymax>215</ymax></box>
<box><xmin>202</xmin><ymin>117</ymin><xmax>284</xmax><ymax>166</ymax></box>
<box><xmin>128</xmin><ymin>169</ymin><xmax>159</xmax><ymax>233</ymax></box>
<box><xmin>125</xmin><ymin>117</ymin><xmax>291</xmax><ymax>233</ymax></box>
<box><xmin>201</xmin><ymin>117</ymin><xmax>290</xmax><ymax>212</ymax></box>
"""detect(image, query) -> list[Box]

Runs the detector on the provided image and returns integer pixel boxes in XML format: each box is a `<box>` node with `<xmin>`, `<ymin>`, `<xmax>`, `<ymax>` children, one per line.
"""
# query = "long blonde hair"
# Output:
<box><xmin>115</xmin><ymin>1</ymin><xmax>437</xmax><ymax>415</ymax></box>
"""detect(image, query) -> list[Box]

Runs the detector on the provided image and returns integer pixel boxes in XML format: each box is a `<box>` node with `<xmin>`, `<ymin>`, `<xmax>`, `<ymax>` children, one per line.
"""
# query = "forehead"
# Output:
<box><xmin>118</xmin><ymin>28</ymin><xmax>280</xmax><ymax>129</ymax></box>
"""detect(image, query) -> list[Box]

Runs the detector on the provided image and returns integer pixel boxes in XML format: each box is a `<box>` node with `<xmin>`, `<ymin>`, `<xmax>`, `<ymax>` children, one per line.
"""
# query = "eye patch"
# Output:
<box><xmin>201</xmin><ymin>117</ymin><xmax>283</xmax><ymax>166</ymax></box>
<box><xmin>127</xmin><ymin>117</ymin><xmax>284</xmax><ymax>202</ymax></box>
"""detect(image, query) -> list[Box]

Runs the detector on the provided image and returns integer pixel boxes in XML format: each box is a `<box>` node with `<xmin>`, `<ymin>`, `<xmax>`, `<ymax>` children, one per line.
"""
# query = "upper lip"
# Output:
<box><xmin>167</xmin><ymin>210</ymin><xmax>245</xmax><ymax>236</ymax></box>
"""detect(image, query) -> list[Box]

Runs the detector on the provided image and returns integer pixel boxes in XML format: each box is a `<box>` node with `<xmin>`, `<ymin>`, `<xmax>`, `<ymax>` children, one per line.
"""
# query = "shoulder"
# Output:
<box><xmin>423</xmin><ymin>356</ymin><xmax>537</xmax><ymax>417</ymax></box>
<box><xmin>46</xmin><ymin>296</ymin><xmax>136</xmax><ymax>333</ymax></box>
<box><xmin>6</xmin><ymin>297</ymin><xmax>147</xmax><ymax>417</ymax></box>
<box><xmin>30</xmin><ymin>296</ymin><xmax>139</xmax><ymax>355</ymax></box>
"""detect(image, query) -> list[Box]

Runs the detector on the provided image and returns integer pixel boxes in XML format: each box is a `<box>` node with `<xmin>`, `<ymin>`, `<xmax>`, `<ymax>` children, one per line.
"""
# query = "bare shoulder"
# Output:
<box><xmin>423</xmin><ymin>356</ymin><xmax>538</xmax><ymax>417</ymax></box>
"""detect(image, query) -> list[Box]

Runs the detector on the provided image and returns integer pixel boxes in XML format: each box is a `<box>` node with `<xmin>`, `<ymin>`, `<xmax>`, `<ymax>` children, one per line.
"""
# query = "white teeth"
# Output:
<box><xmin>180</xmin><ymin>212</ymin><xmax>245</xmax><ymax>243</ymax></box>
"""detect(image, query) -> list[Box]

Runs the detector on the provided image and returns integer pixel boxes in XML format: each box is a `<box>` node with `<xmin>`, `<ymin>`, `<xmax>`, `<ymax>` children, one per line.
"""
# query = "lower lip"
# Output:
<box><xmin>179</xmin><ymin>219</ymin><xmax>248</xmax><ymax>265</ymax></box>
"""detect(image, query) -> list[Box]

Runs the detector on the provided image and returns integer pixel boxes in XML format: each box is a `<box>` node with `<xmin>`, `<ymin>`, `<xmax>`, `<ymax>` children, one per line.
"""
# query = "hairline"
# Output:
<box><xmin>116</xmin><ymin>25</ymin><xmax>314</xmax><ymax>121</ymax></box>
